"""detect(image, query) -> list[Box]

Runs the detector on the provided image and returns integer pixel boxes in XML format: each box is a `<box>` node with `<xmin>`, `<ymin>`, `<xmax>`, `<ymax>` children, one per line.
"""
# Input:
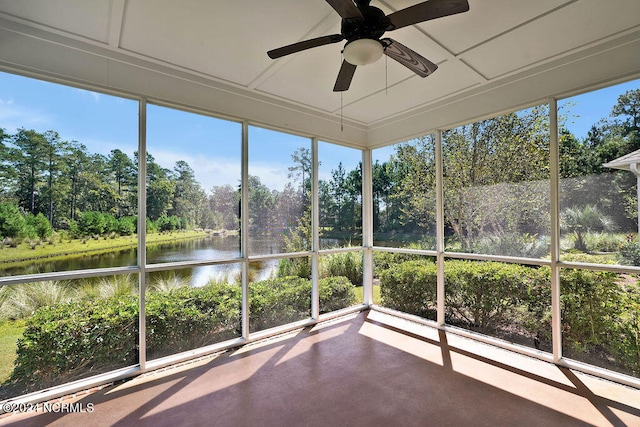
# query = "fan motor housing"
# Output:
<box><xmin>341</xmin><ymin>5</ymin><xmax>390</xmax><ymax>41</ymax></box>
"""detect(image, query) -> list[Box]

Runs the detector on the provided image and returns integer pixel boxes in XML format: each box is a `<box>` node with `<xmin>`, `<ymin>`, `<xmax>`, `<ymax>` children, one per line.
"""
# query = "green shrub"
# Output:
<box><xmin>445</xmin><ymin>261</ymin><xmax>530</xmax><ymax>329</ymax></box>
<box><xmin>3</xmin><ymin>276</ymin><xmax>355</xmax><ymax>397</ymax></box>
<box><xmin>472</xmin><ymin>233</ymin><xmax>549</xmax><ymax>259</ymax></box>
<box><xmin>561</xmin><ymin>252</ymin><xmax>617</xmax><ymax>264</ymax></box>
<box><xmin>156</xmin><ymin>214</ymin><xmax>183</xmax><ymax>232</ymax></box>
<box><xmin>611</xmin><ymin>283</ymin><xmax>640</xmax><ymax>376</ymax></box>
<box><xmin>319</xmin><ymin>276</ymin><xmax>357</xmax><ymax>313</ymax></box>
<box><xmin>25</xmin><ymin>213</ymin><xmax>54</xmax><ymax>240</ymax></box>
<box><xmin>276</xmin><ymin>257</ymin><xmax>311</xmax><ymax>279</ymax></box>
<box><xmin>0</xmin><ymin>202</ymin><xmax>26</xmax><ymax>239</ymax></box>
<box><xmin>6</xmin><ymin>297</ymin><xmax>139</xmax><ymax>395</ymax></box>
<box><xmin>319</xmin><ymin>252</ymin><xmax>363</xmax><ymax>286</ymax></box>
<box><xmin>373</xmin><ymin>251</ymin><xmax>431</xmax><ymax>275</ymax></box>
<box><xmin>250</xmin><ymin>277</ymin><xmax>310</xmax><ymax>331</ymax></box>
<box><xmin>583</xmin><ymin>232</ymin><xmax>627</xmax><ymax>253</ymax></box>
<box><xmin>560</xmin><ymin>269</ymin><xmax>621</xmax><ymax>351</ymax></box>
<box><xmin>379</xmin><ymin>260</ymin><xmax>437</xmax><ymax>319</ymax></box>
<box><xmin>146</xmin><ymin>283</ymin><xmax>242</xmax><ymax>359</ymax></box>
<box><xmin>117</xmin><ymin>216</ymin><xmax>136</xmax><ymax>236</ymax></box>
<box><xmin>619</xmin><ymin>241</ymin><xmax>640</xmax><ymax>266</ymax></box>
<box><xmin>249</xmin><ymin>276</ymin><xmax>355</xmax><ymax>330</ymax></box>
<box><xmin>561</xmin><ymin>205</ymin><xmax>616</xmax><ymax>252</ymax></box>
<box><xmin>77</xmin><ymin>211</ymin><xmax>112</xmax><ymax>235</ymax></box>
<box><xmin>379</xmin><ymin>259</ymin><xmax>551</xmax><ymax>332</ymax></box>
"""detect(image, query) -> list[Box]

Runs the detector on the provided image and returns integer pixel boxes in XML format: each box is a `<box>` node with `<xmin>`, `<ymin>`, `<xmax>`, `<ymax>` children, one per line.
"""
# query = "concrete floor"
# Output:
<box><xmin>2</xmin><ymin>310</ymin><xmax>639</xmax><ymax>427</ymax></box>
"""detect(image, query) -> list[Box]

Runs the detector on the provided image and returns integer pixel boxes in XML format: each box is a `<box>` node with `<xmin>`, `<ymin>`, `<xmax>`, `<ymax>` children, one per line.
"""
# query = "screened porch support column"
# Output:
<box><xmin>632</xmin><ymin>163</ymin><xmax>640</xmax><ymax>245</ymax></box>
<box><xmin>435</xmin><ymin>129</ymin><xmax>445</xmax><ymax>327</ymax></box>
<box><xmin>362</xmin><ymin>148</ymin><xmax>374</xmax><ymax>306</ymax></box>
<box><xmin>311</xmin><ymin>138</ymin><xmax>320</xmax><ymax>319</ymax></box>
<box><xmin>138</xmin><ymin>97</ymin><xmax>147</xmax><ymax>369</ymax></box>
<box><xmin>241</xmin><ymin>121</ymin><xmax>250</xmax><ymax>339</ymax></box>
<box><xmin>550</xmin><ymin>98</ymin><xmax>562</xmax><ymax>362</ymax></box>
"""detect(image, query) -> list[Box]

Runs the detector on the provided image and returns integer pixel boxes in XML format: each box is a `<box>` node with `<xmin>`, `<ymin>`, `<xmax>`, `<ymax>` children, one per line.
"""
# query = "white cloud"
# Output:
<box><xmin>150</xmin><ymin>148</ymin><xmax>291</xmax><ymax>193</ymax></box>
<box><xmin>151</xmin><ymin>149</ymin><xmax>243</xmax><ymax>192</ymax></box>
<box><xmin>0</xmin><ymin>99</ymin><xmax>53</xmax><ymax>132</ymax></box>
<box><xmin>76</xmin><ymin>88</ymin><xmax>101</xmax><ymax>102</ymax></box>
<box><xmin>249</xmin><ymin>162</ymin><xmax>290</xmax><ymax>190</ymax></box>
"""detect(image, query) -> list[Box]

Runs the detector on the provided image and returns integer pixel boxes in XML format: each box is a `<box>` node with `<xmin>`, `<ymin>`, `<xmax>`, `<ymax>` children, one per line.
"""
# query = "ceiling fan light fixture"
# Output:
<box><xmin>343</xmin><ymin>39</ymin><xmax>384</xmax><ymax>66</ymax></box>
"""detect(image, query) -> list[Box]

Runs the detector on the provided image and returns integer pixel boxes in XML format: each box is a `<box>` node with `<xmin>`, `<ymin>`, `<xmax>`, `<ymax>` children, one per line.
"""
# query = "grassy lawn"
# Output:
<box><xmin>0</xmin><ymin>320</ymin><xmax>25</xmax><ymax>383</ymax></box>
<box><xmin>354</xmin><ymin>284</ymin><xmax>381</xmax><ymax>305</ymax></box>
<box><xmin>0</xmin><ymin>230</ymin><xmax>213</xmax><ymax>269</ymax></box>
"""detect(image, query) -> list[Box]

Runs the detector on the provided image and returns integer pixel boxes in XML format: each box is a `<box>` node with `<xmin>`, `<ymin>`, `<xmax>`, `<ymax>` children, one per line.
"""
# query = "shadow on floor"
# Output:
<box><xmin>3</xmin><ymin>311</ymin><xmax>639</xmax><ymax>427</ymax></box>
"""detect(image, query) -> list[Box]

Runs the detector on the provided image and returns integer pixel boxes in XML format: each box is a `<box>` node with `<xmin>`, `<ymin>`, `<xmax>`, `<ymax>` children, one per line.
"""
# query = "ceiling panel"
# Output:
<box><xmin>119</xmin><ymin>0</ymin><xmax>333</xmax><ymax>86</ymax></box>
<box><xmin>343</xmin><ymin>60</ymin><xmax>481</xmax><ymax>124</ymax></box>
<box><xmin>0</xmin><ymin>0</ymin><xmax>638</xmax><ymax>147</ymax></box>
<box><xmin>0</xmin><ymin>0</ymin><xmax>111</xmax><ymax>43</ymax></box>
<box><xmin>461</xmin><ymin>0</ymin><xmax>640</xmax><ymax>79</ymax></box>
<box><xmin>412</xmin><ymin>0</ymin><xmax>571</xmax><ymax>54</ymax></box>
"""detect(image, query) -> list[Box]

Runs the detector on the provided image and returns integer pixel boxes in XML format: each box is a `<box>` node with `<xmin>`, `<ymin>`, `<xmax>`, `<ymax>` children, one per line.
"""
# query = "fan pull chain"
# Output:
<box><xmin>385</xmin><ymin>54</ymin><xmax>388</xmax><ymax>95</ymax></box>
<box><xmin>340</xmin><ymin>92</ymin><xmax>344</xmax><ymax>132</ymax></box>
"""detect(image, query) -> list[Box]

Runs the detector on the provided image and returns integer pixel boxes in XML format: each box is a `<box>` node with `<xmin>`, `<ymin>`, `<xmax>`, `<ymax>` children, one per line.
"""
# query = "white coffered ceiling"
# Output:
<box><xmin>0</xmin><ymin>0</ymin><xmax>639</xmax><ymax>148</ymax></box>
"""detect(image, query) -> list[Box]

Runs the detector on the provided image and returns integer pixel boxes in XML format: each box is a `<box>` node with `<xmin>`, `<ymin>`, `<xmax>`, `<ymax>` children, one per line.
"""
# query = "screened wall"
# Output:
<box><xmin>0</xmin><ymin>71</ymin><xmax>365</xmax><ymax>402</ymax></box>
<box><xmin>1</xmin><ymin>71</ymin><xmax>639</xmax><ymax>404</ymax></box>
<box><xmin>372</xmin><ymin>79</ymin><xmax>640</xmax><ymax>386</ymax></box>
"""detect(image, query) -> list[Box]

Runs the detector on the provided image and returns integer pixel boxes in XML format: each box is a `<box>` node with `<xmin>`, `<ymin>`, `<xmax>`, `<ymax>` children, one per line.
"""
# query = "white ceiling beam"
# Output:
<box><xmin>108</xmin><ymin>0</ymin><xmax>126</xmax><ymax>49</ymax></box>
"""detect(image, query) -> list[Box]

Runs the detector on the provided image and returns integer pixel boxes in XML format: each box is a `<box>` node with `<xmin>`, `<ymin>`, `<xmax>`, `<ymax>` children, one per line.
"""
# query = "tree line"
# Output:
<box><xmin>370</xmin><ymin>89</ymin><xmax>640</xmax><ymax>250</ymax></box>
<box><xmin>0</xmin><ymin>88</ymin><xmax>638</xmax><ymax>247</ymax></box>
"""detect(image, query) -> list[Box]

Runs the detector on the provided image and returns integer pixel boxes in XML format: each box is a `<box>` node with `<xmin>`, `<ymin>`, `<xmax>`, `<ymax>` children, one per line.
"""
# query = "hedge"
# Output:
<box><xmin>2</xmin><ymin>276</ymin><xmax>356</xmax><ymax>397</ymax></box>
<box><xmin>379</xmin><ymin>260</ymin><xmax>437</xmax><ymax>320</ymax></box>
<box><xmin>379</xmin><ymin>259</ymin><xmax>640</xmax><ymax>376</ymax></box>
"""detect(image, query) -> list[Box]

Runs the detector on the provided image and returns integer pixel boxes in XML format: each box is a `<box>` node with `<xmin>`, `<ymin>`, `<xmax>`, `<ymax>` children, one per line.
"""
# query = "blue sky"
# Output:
<box><xmin>1</xmin><ymin>70</ymin><xmax>638</xmax><ymax>190</ymax></box>
<box><xmin>0</xmin><ymin>71</ymin><xmax>362</xmax><ymax>191</ymax></box>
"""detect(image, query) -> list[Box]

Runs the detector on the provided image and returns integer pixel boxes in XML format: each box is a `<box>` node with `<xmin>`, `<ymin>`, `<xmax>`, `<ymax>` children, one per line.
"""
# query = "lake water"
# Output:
<box><xmin>0</xmin><ymin>235</ymin><xmax>345</xmax><ymax>286</ymax></box>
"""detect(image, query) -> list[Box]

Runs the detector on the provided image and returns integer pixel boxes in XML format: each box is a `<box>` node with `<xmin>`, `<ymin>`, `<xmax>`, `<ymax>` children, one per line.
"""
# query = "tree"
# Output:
<box><xmin>612</xmin><ymin>89</ymin><xmax>640</xmax><ymax>140</ymax></box>
<box><xmin>345</xmin><ymin>163</ymin><xmax>362</xmax><ymax>232</ymax></box>
<box><xmin>330</xmin><ymin>163</ymin><xmax>348</xmax><ymax>231</ymax></box>
<box><xmin>0</xmin><ymin>128</ymin><xmax>15</xmax><ymax>197</ymax></box>
<box><xmin>441</xmin><ymin>109</ymin><xmax>551</xmax><ymax>249</ymax></box>
<box><xmin>60</xmin><ymin>141</ymin><xmax>91</xmax><ymax>223</ymax></box>
<box><xmin>10</xmin><ymin>129</ymin><xmax>47</xmax><ymax>214</ymax></box>
<box><xmin>248</xmin><ymin>175</ymin><xmax>276</xmax><ymax>235</ymax></box>
<box><xmin>108</xmin><ymin>149</ymin><xmax>136</xmax><ymax>217</ymax></box>
<box><xmin>0</xmin><ymin>202</ymin><xmax>26</xmax><ymax>239</ymax></box>
<box><xmin>393</xmin><ymin>137</ymin><xmax>436</xmax><ymax>234</ymax></box>
<box><xmin>137</xmin><ymin>152</ymin><xmax>174</xmax><ymax>220</ymax></box>
<box><xmin>372</xmin><ymin>160</ymin><xmax>391</xmax><ymax>232</ymax></box>
<box><xmin>561</xmin><ymin>205</ymin><xmax>616</xmax><ymax>252</ymax></box>
<box><xmin>41</xmin><ymin>131</ymin><xmax>64</xmax><ymax>226</ymax></box>
<box><xmin>169</xmin><ymin>160</ymin><xmax>203</xmax><ymax>228</ymax></box>
<box><xmin>287</xmin><ymin>147</ymin><xmax>312</xmax><ymax>199</ymax></box>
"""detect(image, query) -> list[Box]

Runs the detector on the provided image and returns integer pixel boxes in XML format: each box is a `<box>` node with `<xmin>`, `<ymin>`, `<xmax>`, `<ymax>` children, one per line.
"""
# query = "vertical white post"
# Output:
<box><xmin>631</xmin><ymin>164</ymin><xmax>640</xmax><ymax>247</ymax></box>
<box><xmin>241</xmin><ymin>122</ymin><xmax>250</xmax><ymax>339</ymax></box>
<box><xmin>637</xmin><ymin>174</ymin><xmax>640</xmax><ymax>247</ymax></box>
<box><xmin>549</xmin><ymin>98</ymin><xmax>562</xmax><ymax>362</ymax></box>
<box><xmin>362</xmin><ymin>148</ymin><xmax>374</xmax><ymax>306</ymax></box>
<box><xmin>311</xmin><ymin>138</ymin><xmax>320</xmax><ymax>319</ymax></box>
<box><xmin>435</xmin><ymin>130</ymin><xmax>445</xmax><ymax>327</ymax></box>
<box><xmin>138</xmin><ymin>98</ymin><xmax>147</xmax><ymax>369</ymax></box>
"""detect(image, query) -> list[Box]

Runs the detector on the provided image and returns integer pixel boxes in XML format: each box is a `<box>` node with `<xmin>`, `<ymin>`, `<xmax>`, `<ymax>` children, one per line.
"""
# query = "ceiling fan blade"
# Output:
<box><xmin>333</xmin><ymin>60</ymin><xmax>357</xmax><ymax>92</ymax></box>
<box><xmin>325</xmin><ymin>0</ymin><xmax>363</xmax><ymax>19</ymax></box>
<box><xmin>268</xmin><ymin>34</ymin><xmax>344</xmax><ymax>59</ymax></box>
<box><xmin>387</xmin><ymin>0</ymin><xmax>469</xmax><ymax>30</ymax></box>
<box><xmin>382</xmin><ymin>38</ymin><xmax>437</xmax><ymax>78</ymax></box>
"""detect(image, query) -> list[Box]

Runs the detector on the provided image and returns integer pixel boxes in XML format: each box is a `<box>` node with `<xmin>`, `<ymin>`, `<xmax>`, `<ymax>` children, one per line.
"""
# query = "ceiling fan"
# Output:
<box><xmin>267</xmin><ymin>0</ymin><xmax>470</xmax><ymax>92</ymax></box>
